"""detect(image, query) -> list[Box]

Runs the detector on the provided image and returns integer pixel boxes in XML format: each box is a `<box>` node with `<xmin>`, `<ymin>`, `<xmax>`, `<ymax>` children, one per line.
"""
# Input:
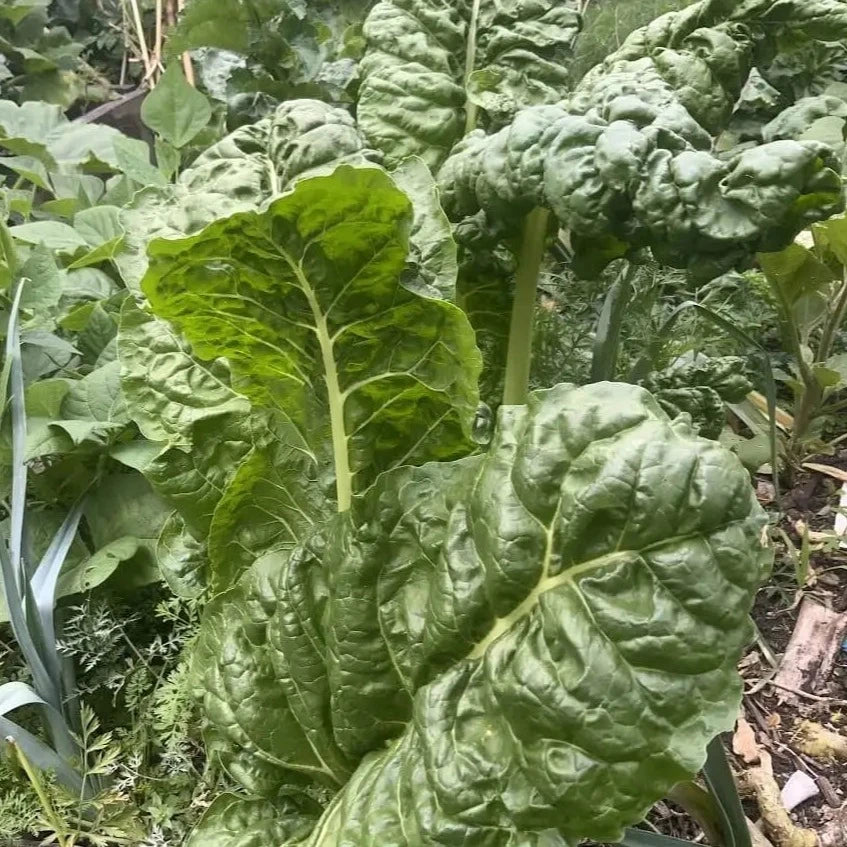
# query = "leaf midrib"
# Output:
<box><xmin>282</xmin><ymin>253</ymin><xmax>353</xmax><ymax>513</ymax></box>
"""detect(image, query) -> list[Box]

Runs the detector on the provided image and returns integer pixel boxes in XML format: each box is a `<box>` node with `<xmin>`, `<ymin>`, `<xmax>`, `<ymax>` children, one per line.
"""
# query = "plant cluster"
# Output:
<box><xmin>2</xmin><ymin>0</ymin><xmax>847</xmax><ymax>845</ymax></box>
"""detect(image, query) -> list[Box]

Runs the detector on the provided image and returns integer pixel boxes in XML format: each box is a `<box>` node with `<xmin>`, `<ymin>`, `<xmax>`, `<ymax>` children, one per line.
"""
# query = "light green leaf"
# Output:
<box><xmin>62</xmin><ymin>360</ymin><xmax>128</xmax><ymax>425</ymax></box>
<box><xmin>157</xmin><ymin>511</ymin><xmax>207</xmax><ymax>599</ymax></box>
<box><xmin>118</xmin><ymin>300</ymin><xmax>250</xmax><ymax>448</ymax></box>
<box><xmin>73</xmin><ymin>205</ymin><xmax>123</xmax><ymax>248</ymax></box>
<box><xmin>143</xmin><ymin>166</ymin><xmax>481</xmax><ymax>509</ymax></box>
<box><xmin>18</xmin><ymin>245</ymin><xmax>63</xmax><ymax>320</ymax></box>
<box><xmin>141</xmin><ymin>64</ymin><xmax>212</xmax><ymax>148</ymax></box>
<box><xmin>114</xmin><ymin>136</ymin><xmax>168</xmax><ymax>187</ymax></box>
<box><xmin>206</xmin><ymin>423</ymin><xmax>326</xmax><ymax>590</ymax></box>
<box><xmin>115</xmin><ymin>100</ymin><xmax>379</xmax><ymax>289</ymax></box>
<box><xmin>391</xmin><ymin>156</ymin><xmax>457</xmax><ymax>300</ymax></box>
<box><xmin>9</xmin><ymin>220</ymin><xmax>87</xmax><ymax>253</ymax></box>
<box><xmin>155</xmin><ymin>137</ymin><xmax>180</xmax><ymax>180</ymax></box>
<box><xmin>81</xmin><ymin>473</ymin><xmax>171</xmax><ymax>590</ymax></box>
<box><xmin>2</xmin><ymin>155</ymin><xmax>51</xmax><ymax>190</ymax></box>
<box><xmin>118</xmin><ymin>300</ymin><xmax>252</xmax><ymax>538</ymax></box>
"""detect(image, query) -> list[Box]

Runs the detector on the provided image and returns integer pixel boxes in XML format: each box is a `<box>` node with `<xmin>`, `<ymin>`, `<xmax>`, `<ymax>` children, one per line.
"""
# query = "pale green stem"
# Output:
<box><xmin>502</xmin><ymin>208</ymin><xmax>549</xmax><ymax>406</ymax></box>
<box><xmin>286</xmin><ymin>259</ymin><xmax>353</xmax><ymax>513</ymax></box>
<box><xmin>463</xmin><ymin>0</ymin><xmax>482</xmax><ymax>134</ymax></box>
<box><xmin>816</xmin><ymin>267</ymin><xmax>847</xmax><ymax>364</ymax></box>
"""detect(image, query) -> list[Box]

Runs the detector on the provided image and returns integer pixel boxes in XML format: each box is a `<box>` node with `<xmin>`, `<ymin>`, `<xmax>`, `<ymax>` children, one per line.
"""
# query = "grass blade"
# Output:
<box><xmin>703</xmin><ymin>735</ymin><xmax>752</xmax><ymax>847</ymax></box>
<box><xmin>4</xmin><ymin>280</ymin><xmax>27</xmax><ymax>588</ymax></box>
<box><xmin>591</xmin><ymin>262</ymin><xmax>636</xmax><ymax>382</ymax></box>
<box><xmin>618</xmin><ymin>828</ymin><xmax>700</xmax><ymax>847</ymax></box>
<box><xmin>31</xmin><ymin>499</ymin><xmax>85</xmax><ymax>683</ymax></box>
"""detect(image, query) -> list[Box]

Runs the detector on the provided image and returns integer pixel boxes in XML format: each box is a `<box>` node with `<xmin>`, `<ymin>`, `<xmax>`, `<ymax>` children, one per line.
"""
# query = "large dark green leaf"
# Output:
<box><xmin>185</xmin><ymin>793</ymin><xmax>318</xmax><ymax>847</ymax></box>
<box><xmin>438</xmin><ymin>0</ymin><xmax>847</xmax><ymax>279</ymax></box>
<box><xmin>198</xmin><ymin>382</ymin><xmax>768</xmax><ymax>844</ymax></box>
<box><xmin>143</xmin><ymin>166</ymin><xmax>480</xmax><ymax>516</ymax></box>
<box><xmin>358</xmin><ymin>0</ymin><xmax>581</xmax><ymax>168</ymax></box>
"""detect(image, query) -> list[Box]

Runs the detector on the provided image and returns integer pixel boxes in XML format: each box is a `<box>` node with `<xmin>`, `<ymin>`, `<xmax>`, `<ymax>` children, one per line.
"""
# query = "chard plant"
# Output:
<box><xmin>0</xmin><ymin>0</ymin><xmax>844</xmax><ymax>841</ymax></box>
<box><xmin>54</xmin><ymin>0</ymin><xmax>847</xmax><ymax>843</ymax></box>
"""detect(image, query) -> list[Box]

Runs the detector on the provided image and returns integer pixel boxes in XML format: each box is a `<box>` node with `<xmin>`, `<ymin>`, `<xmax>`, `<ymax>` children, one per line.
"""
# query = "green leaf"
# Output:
<box><xmin>391</xmin><ymin>156</ymin><xmax>458</xmax><ymax>301</ymax></box>
<box><xmin>359</xmin><ymin>0</ymin><xmax>581</xmax><ymax>168</ymax></box>
<box><xmin>67</xmin><ymin>205</ymin><xmax>125</xmax><ymax>269</ymax></box>
<box><xmin>141</xmin><ymin>65</ymin><xmax>212</xmax><ymax>148</ymax></box>
<box><xmin>62</xmin><ymin>360</ymin><xmax>128</xmax><ymax>425</ymax></box>
<box><xmin>9</xmin><ymin>220</ymin><xmax>87</xmax><ymax>253</ymax></box>
<box><xmin>166</xmin><ymin>0</ymin><xmax>250</xmax><ymax>56</ymax></box>
<box><xmin>18</xmin><ymin>245</ymin><xmax>63</xmax><ymax>320</ymax></box>
<box><xmin>758</xmin><ymin>243</ymin><xmax>835</xmax><ymax>306</ymax></box>
<box><xmin>155</xmin><ymin>137</ymin><xmax>180</xmax><ymax>180</ymax></box>
<box><xmin>2</xmin><ymin>154</ymin><xmax>51</xmax><ymax>190</ymax></box>
<box><xmin>80</xmin><ymin>473</ymin><xmax>171</xmax><ymax>590</ymax></box>
<box><xmin>143</xmin><ymin>166</ymin><xmax>481</xmax><ymax>509</ymax></box>
<box><xmin>185</xmin><ymin>793</ymin><xmax>318</xmax><ymax>847</ymax></box>
<box><xmin>206</xmin><ymin>424</ymin><xmax>326</xmax><ymax>590</ymax></box>
<box><xmin>199</xmin><ymin>382</ymin><xmax>769</xmax><ymax>843</ymax></box>
<box><xmin>115</xmin><ymin>100</ymin><xmax>379</xmax><ymax>289</ymax></box>
<box><xmin>437</xmin><ymin>5</ymin><xmax>847</xmax><ymax>279</ymax></box>
<box><xmin>117</xmin><ymin>300</ymin><xmax>252</xmax><ymax>538</ymax></box>
<box><xmin>157</xmin><ymin>511</ymin><xmax>207</xmax><ymax>599</ymax></box>
<box><xmin>118</xmin><ymin>300</ymin><xmax>249</xmax><ymax>448</ymax></box>
<box><xmin>113</xmin><ymin>136</ymin><xmax>168</xmax><ymax>187</ymax></box>
<box><xmin>0</xmin><ymin>100</ymin><xmax>129</xmax><ymax>170</ymax></box>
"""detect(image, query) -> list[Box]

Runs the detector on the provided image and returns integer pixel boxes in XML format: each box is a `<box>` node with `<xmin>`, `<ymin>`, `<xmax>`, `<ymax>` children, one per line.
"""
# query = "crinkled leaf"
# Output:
<box><xmin>118</xmin><ymin>300</ymin><xmax>252</xmax><ymax>538</ymax></box>
<box><xmin>201</xmin><ymin>382</ymin><xmax>768</xmax><ymax>845</ymax></box>
<box><xmin>143</xmin><ymin>166</ymin><xmax>480</xmax><ymax>506</ymax></box>
<box><xmin>186</xmin><ymin>793</ymin><xmax>318</xmax><ymax>847</ymax></box>
<box><xmin>358</xmin><ymin>0</ymin><xmax>581</xmax><ymax>168</ymax></box>
<box><xmin>157</xmin><ymin>511</ymin><xmax>208</xmax><ymax>599</ymax></box>
<box><xmin>438</xmin><ymin>2</ymin><xmax>847</xmax><ymax>279</ymax></box>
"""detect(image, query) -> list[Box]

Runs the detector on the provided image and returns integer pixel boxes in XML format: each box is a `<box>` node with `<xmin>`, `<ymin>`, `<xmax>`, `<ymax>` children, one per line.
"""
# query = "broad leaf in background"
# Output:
<box><xmin>168</xmin><ymin>0</ymin><xmax>371</xmax><ymax>117</ymax></box>
<box><xmin>141</xmin><ymin>65</ymin><xmax>212</xmax><ymax>149</ymax></box>
<box><xmin>640</xmin><ymin>356</ymin><xmax>753</xmax><ymax>439</ymax></box>
<box><xmin>196</xmin><ymin>382</ymin><xmax>769</xmax><ymax>844</ymax></box>
<box><xmin>80</xmin><ymin>473</ymin><xmax>171</xmax><ymax>590</ymax></box>
<box><xmin>571</xmin><ymin>0</ymin><xmax>696</xmax><ymax>80</ymax></box>
<box><xmin>358</xmin><ymin>0</ymin><xmax>581</xmax><ymax>168</ymax></box>
<box><xmin>0</xmin><ymin>100</ymin><xmax>127</xmax><ymax>169</ymax></box>
<box><xmin>143</xmin><ymin>166</ymin><xmax>480</xmax><ymax>515</ymax></box>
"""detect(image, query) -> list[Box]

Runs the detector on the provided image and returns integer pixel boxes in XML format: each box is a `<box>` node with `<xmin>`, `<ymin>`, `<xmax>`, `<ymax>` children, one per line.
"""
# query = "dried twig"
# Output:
<box><xmin>176</xmin><ymin>0</ymin><xmax>195</xmax><ymax>85</ymax></box>
<box><xmin>125</xmin><ymin>0</ymin><xmax>155</xmax><ymax>82</ymax></box>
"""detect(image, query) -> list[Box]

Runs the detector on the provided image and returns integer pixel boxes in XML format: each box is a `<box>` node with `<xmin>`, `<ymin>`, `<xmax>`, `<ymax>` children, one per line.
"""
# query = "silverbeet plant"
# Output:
<box><xmin>105</xmin><ymin>0</ymin><xmax>847</xmax><ymax>844</ymax></box>
<box><xmin>122</xmin><ymin>163</ymin><xmax>771</xmax><ymax>846</ymax></box>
